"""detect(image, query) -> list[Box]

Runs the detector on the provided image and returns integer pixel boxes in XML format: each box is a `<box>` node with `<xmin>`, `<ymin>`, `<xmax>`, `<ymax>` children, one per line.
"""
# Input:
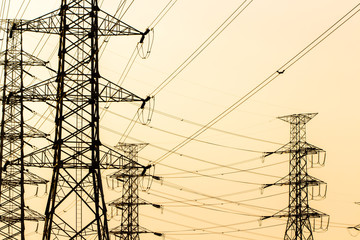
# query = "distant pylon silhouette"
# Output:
<box><xmin>262</xmin><ymin>113</ymin><xmax>329</xmax><ymax>240</ymax></box>
<box><xmin>108</xmin><ymin>143</ymin><xmax>162</xmax><ymax>239</ymax></box>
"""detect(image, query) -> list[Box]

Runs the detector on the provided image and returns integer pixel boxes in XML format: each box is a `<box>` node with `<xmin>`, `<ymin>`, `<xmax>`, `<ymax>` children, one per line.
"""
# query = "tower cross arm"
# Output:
<box><xmin>101</xmin><ymin>145</ymin><xmax>145</xmax><ymax>169</ymax></box>
<box><xmin>12</xmin><ymin>10</ymin><xmax>61</xmax><ymax>34</ymax></box>
<box><xmin>263</xmin><ymin>142</ymin><xmax>324</xmax><ymax>156</ymax></box>
<box><xmin>98</xmin><ymin>78</ymin><xmax>144</xmax><ymax>102</ymax></box>
<box><xmin>261</xmin><ymin>207</ymin><xmax>328</xmax><ymax>220</ymax></box>
<box><xmin>0</xmin><ymin>50</ymin><xmax>49</xmax><ymax>66</ymax></box>
<box><xmin>5</xmin><ymin>77</ymin><xmax>146</xmax><ymax>103</ymax></box>
<box><xmin>98</xmin><ymin>10</ymin><xmax>145</xmax><ymax>36</ymax></box>
<box><xmin>12</xmin><ymin>9</ymin><xmax>147</xmax><ymax>37</ymax></box>
<box><xmin>9</xmin><ymin>145</ymin><xmax>144</xmax><ymax>169</ymax></box>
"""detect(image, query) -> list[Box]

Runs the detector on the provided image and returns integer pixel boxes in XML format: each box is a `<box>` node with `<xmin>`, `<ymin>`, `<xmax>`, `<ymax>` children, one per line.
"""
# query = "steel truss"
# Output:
<box><xmin>0</xmin><ymin>20</ymin><xmax>48</xmax><ymax>240</ymax></box>
<box><xmin>8</xmin><ymin>0</ymin><xmax>149</xmax><ymax>239</ymax></box>
<box><xmin>262</xmin><ymin>113</ymin><xmax>328</xmax><ymax>240</ymax></box>
<box><xmin>108</xmin><ymin>143</ymin><xmax>161</xmax><ymax>240</ymax></box>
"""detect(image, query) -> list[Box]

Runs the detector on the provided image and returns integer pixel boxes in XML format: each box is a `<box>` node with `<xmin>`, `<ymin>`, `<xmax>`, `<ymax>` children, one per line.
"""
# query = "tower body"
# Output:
<box><xmin>0</xmin><ymin>20</ymin><xmax>47</xmax><ymax>240</ymax></box>
<box><xmin>114</xmin><ymin>144</ymin><xmax>144</xmax><ymax>240</ymax></box>
<box><xmin>263</xmin><ymin>113</ymin><xmax>328</xmax><ymax>240</ymax></box>
<box><xmin>42</xmin><ymin>1</ymin><xmax>109</xmax><ymax>239</ymax></box>
<box><xmin>0</xmin><ymin>19</ymin><xmax>26</xmax><ymax>240</ymax></box>
<box><xmin>109</xmin><ymin>143</ymin><xmax>162</xmax><ymax>239</ymax></box>
<box><xmin>280</xmin><ymin>113</ymin><xmax>316</xmax><ymax>240</ymax></box>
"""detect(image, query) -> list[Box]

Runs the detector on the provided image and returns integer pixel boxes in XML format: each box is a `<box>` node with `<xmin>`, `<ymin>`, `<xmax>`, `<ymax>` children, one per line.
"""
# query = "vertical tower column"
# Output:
<box><xmin>0</xmin><ymin>20</ymin><xmax>48</xmax><ymax>240</ymax></box>
<box><xmin>262</xmin><ymin>113</ymin><xmax>328</xmax><ymax>240</ymax></box>
<box><xmin>109</xmin><ymin>143</ymin><xmax>162</xmax><ymax>239</ymax></box>
<box><xmin>42</xmin><ymin>1</ymin><xmax>109</xmax><ymax>239</ymax></box>
<box><xmin>0</xmin><ymin>19</ymin><xmax>26</xmax><ymax>240</ymax></box>
<box><xmin>281</xmin><ymin>113</ymin><xmax>316</xmax><ymax>240</ymax></box>
<box><xmin>114</xmin><ymin>144</ymin><xmax>144</xmax><ymax>240</ymax></box>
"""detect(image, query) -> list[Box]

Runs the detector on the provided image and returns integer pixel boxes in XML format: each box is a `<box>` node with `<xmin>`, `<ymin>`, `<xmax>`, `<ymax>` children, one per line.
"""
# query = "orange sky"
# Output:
<box><xmin>2</xmin><ymin>0</ymin><xmax>360</xmax><ymax>239</ymax></box>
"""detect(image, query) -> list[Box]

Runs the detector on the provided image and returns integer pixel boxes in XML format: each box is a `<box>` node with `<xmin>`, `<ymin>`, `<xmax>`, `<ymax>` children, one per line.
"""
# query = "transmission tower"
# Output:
<box><xmin>262</xmin><ymin>113</ymin><xmax>328</xmax><ymax>240</ymax></box>
<box><xmin>108</xmin><ymin>143</ymin><xmax>162</xmax><ymax>239</ymax></box>
<box><xmin>0</xmin><ymin>19</ymin><xmax>49</xmax><ymax>240</ymax></box>
<box><xmin>8</xmin><ymin>1</ymin><xmax>151</xmax><ymax>239</ymax></box>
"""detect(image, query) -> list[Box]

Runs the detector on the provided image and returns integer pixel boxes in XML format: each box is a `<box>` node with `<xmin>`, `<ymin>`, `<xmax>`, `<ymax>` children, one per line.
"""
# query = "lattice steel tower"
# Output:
<box><xmin>0</xmin><ymin>19</ymin><xmax>48</xmax><ymax>240</ymax></box>
<box><xmin>262</xmin><ymin>113</ymin><xmax>328</xmax><ymax>240</ymax></box>
<box><xmin>108</xmin><ymin>143</ymin><xmax>161</xmax><ymax>240</ymax></box>
<box><xmin>10</xmin><ymin>0</ymin><xmax>150</xmax><ymax>239</ymax></box>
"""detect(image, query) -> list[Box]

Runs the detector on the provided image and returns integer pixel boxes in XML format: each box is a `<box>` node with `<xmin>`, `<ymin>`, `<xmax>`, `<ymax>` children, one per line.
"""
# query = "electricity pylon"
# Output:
<box><xmin>262</xmin><ymin>113</ymin><xmax>328</xmax><ymax>240</ymax></box>
<box><xmin>0</xmin><ymin>19</ymin><xmax>48</xmax><ymax>240</ymax></box>
<box><xmin>8</xmin><ymin>0</ymin><xmax>151</xmax><ymax>239</ymax></box>
<box><xmin>108</xmin><ymin>143</ymin><xmax>162</xmax><ymax>239</ymax></box>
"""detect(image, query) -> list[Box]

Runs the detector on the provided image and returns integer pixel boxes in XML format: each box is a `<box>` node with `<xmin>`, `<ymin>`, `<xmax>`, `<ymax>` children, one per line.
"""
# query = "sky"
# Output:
<box><xmin>2</xmin><ymin>0</ymin><xmax>360</xmax><ymax>239</ymax></box>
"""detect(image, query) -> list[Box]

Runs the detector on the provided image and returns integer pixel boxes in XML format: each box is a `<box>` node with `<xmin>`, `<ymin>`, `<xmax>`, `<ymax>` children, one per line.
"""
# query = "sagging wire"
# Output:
<box><xmin>151</xmin><ymin>187</ymin><xmax>261</xmax><ymax>205</ymax></box>
<box><xmin>100</xmin><ymin>125</ymin><xmax>282</xmax><ymax>181</ymax></box>
<box><xmin>151</xmin><ymin>1</ymin><xmax>360</xmax><ymax>167</ymax></box>
<box><xmin>117</xmin><ymin>0</ymin><xmax>135</xmax><ymax>20</ymax></box>
<box><xmin>148</xmin><ymin>0</ymin><xmax>177</xmax><ymax>29</ymax></box>
<box><xmin>104</xmin><ymin>107</ymin><xmax>268</xmax><ymax>154</ymax></box>
<box><xmin>154</xmin><ymin>191</ymin><xmax>287</xmax><ymax>208</ymax></box>
<box><xmin>117</xmin><ymin>46</ymin><xmax>138</xmax><ymax>87</ymax></box>
<box><xmin>118</xmin><ymin>110</ymin><xmax>139</xmax><ymax>143</ymax></box>
<box><xmin>145</xmin><ymin>206</ymin><xmax>284</xmax><ymax>239</ymax></box>
<box><xmin>150</xmin><ymin>0</ymin><xmax>254</xmax><ymax>96</ymax></box>
<box><xmin>14</xmin><ymin>0</ymin><xmax>28</xmax><ymax>19</ymax></box>
<box><xmin>162</xmin><ymin>223</ymin><xmax>285</xmax><ymax>236</ymax></box>
<box><xmin>153</xmin><ymin>180</ymin><xmax>279</xmax><ymax>213</ymax></box>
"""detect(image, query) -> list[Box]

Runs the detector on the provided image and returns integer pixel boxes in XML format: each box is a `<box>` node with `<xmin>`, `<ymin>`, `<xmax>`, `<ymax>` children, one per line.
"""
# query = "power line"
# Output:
<box><xmin>104</xmin><ymin>108</ymin><xmax>267</xmax><ymax>153</ymax></box>
<box><xmin>150</xmin><ymin>0</ymin><xmax>254</xmax><ymax>96</ymax></box>
<box><xmin>100</xmin><ymin>124</ymin><xmax>278</xmax><ymax>177</ymax></box>
<box><xmin>151</xmin><ymin>191</ymin><xmax>287</xmax><ymax>207</ymax></box>
<box><xmin>151</xmin><ymin>1</ymin><xmax>360</xmax><ymax>166</ymax></box>
<box><xmin>146</xmin><ymin>186</ymin><xmax>260</xmax><ymax>204</ymax></box>
<box><xmin>148</xmin><ymin>0</ymin><xmax>177</xmax><ymax>29</ymax></box>
<box><xmin>160</xmin><ymin>160</ymin><xmax>286</xmax><ymax>179</ymax></box>
<box><xmin>141</xmin><ymin>211</ymin><xmax>282</xmax><ymax>240</ymax></box>
<box><xmin>152</xmin><ymin>181</ymin><xmax>279</xmax><ymax>213</ymax></box>
<box><xmin>162</xmin><ymin>223</ymin><xmax>285</xmax><ymax>236</ymax></box>
<box><xmin>149</xmin><ymin>107</ymin><xmax>283</xmax><ymax>145</ymax></box>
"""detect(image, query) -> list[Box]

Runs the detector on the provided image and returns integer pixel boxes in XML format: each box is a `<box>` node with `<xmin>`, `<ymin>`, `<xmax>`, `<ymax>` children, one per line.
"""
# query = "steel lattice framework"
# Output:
<box><xmin>0</xmin><ymin>20</ymin><xmax>48</xmax><ymax>240</ymax></box>
<box><xmin>108</xmin><ymin>144</ymin><xmax>161</xmax><ymax>240</ymax></box>
<box><xmin>110</xmin><ymin>144</ymin><xmax>145</xmax><ymax>240</ymax></box>
<box><xmin>8</xmin><ymin>0</ymin><xmax>149</xmax><ymax>239</ymax></box>
<box><xmin>262</xmin><ymin>113</ymin><xmax>328</xmax><ymax>240</ymax></box>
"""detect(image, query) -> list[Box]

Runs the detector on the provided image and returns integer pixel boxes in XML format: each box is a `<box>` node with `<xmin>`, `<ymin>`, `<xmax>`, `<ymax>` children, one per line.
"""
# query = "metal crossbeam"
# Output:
<box><xmin>12</xmin><ymin>145</ymin><xmax>144</xmax><ymax>169</ymax></box>
<box><xmin>15</xmin><ymin>77</ymin><xmax>144</xmax><ymax>103</ymax></box>
<box><xmin>13</xmin><ymin>8</ymin><xmax>144</xmax><ymax>37</ymax></box>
